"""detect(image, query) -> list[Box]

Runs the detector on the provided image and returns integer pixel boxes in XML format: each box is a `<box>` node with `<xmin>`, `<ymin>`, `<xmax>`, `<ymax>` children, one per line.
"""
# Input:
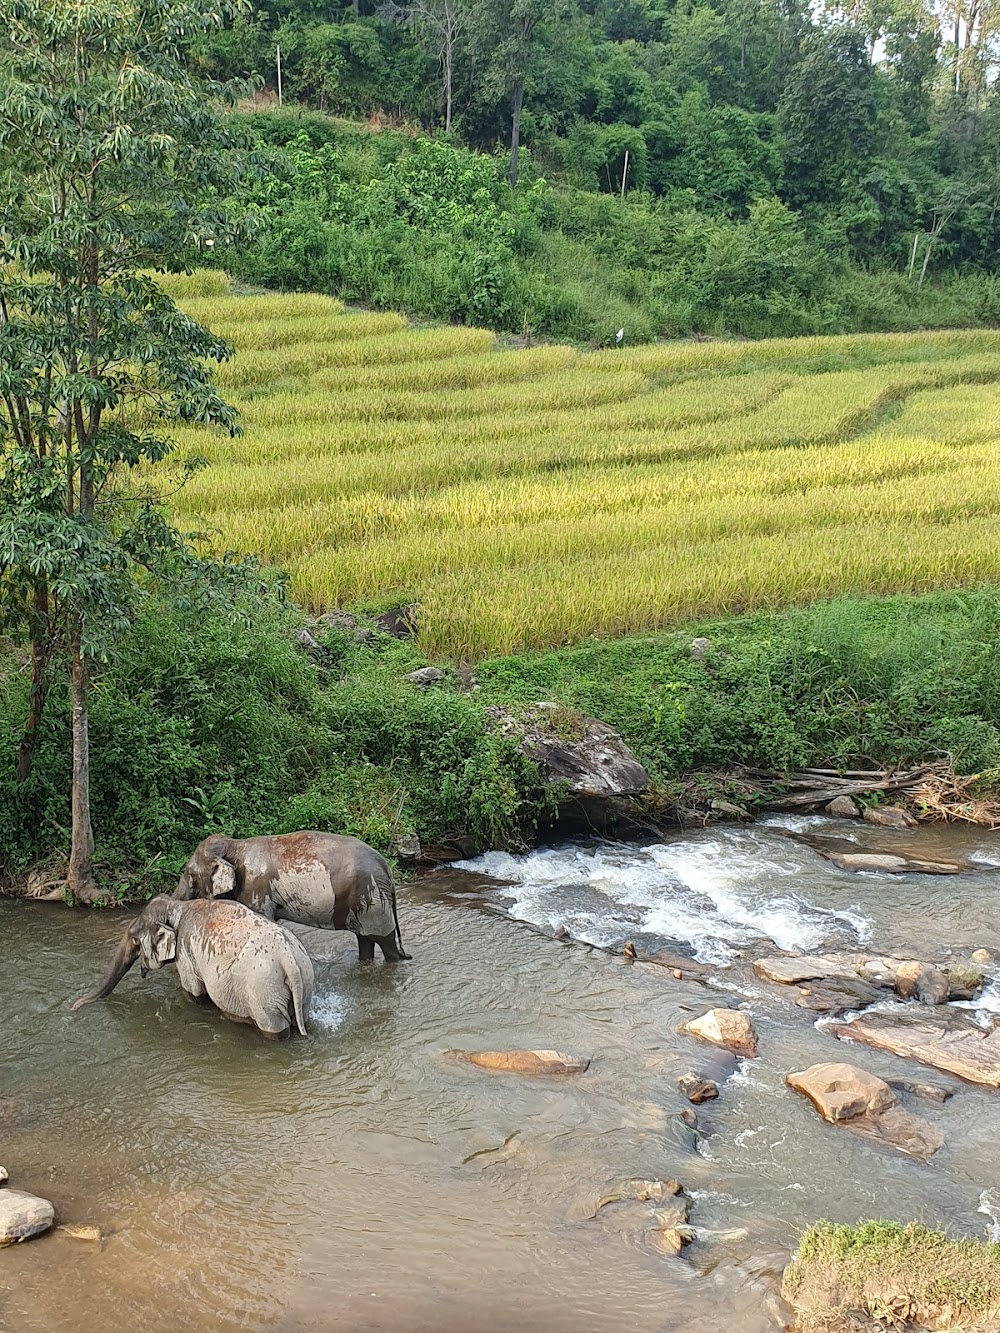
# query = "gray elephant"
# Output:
<box><xmin>174</xmin><ymin>831</ymin><xmax>411</xmax><ymax>963</ymax></box>
<box><xmin>71</xmin><ymin>897</ymin><xmax>314</xmax><ymax>1038</ymax></box>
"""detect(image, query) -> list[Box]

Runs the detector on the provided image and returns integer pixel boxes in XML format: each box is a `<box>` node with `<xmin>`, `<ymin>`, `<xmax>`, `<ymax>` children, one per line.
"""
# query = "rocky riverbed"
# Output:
<box><xmin>2</xmin><ymin>812</ymin><xmax>1000</xmax><ymax>1331</ymax></box>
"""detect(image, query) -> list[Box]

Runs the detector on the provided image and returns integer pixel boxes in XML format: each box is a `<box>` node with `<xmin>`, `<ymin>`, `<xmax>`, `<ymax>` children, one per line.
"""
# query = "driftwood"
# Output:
<box><xmin>724</xmin><ymin>762</ymin><xmax>944</xmax><ymax>811</ymax></box>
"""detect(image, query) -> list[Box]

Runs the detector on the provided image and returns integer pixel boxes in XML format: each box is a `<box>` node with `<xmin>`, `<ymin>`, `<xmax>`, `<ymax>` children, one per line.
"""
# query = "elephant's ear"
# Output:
<box><xmin>154</xmin><ymin>925</ymin><xmax>177</xmax><ymax>964</ymax></box>
<box><xmin>210</xmin><ymin>858</ymin><xmax>237</xmax><ymax>897</ymax></box>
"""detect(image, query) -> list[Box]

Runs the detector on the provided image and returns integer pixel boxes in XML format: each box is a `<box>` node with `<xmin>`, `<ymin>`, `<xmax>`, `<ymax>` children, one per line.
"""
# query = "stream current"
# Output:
<box><xmin>2</xmin><ymin>813</ymin><xmax>999</xmax><ymax>1331</ymax></box>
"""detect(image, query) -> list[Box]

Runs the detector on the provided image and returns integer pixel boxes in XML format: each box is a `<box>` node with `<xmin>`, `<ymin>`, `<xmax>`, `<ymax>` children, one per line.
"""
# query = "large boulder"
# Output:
<box><xmin>786</xmin><ymin>1063</ymin><xmax>943</xmax><ymax>1162</ymax></box>
<box><xmin>447</xmin><ymin>1049</ymin><xmax>591</xmax><ymax>1076</ymax></box>
<box><xmin>786</xmin><ymin>1062</ymin><xmax>895</xmax><ymax>1122</ymax></box>
<box><xmin>485</xmin><ymin>703</ymin><xmax>648</xmax><ymax>800</ymax></box>
<box><xmin>833</xmin><ymin>1011</ymin><xmax>1000</xmax><ymax>1087</ymax></box>
<box><xmin>0</xmin><ymin>1190</ymin><xmax>54</xmax><ymax>1245</ymax></box>
<box><xmin>680</xmin><ymin>1008</ymin><xmax>758</xmax><ymax>1058</ymax></box>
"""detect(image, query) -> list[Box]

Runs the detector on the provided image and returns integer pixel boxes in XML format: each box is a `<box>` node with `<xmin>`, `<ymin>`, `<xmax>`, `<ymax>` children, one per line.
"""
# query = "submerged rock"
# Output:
<box><xmin>833</xmin><ymin>1011</ymin><xmax>1000</xmax><ymax>1088</ymax></box>
<box><xmin>786</xmin><ymin>1062</ymin><xmax>943</xmax><ymax>1162</ymax></box>
<box><xmin>826</xmin><ymin>795</ymin><xmax>860</xmax><ymax>818</ymax></box>
<box><xmin>680</xmin><ymin>1007</ymin><xmax>758</xmax><ymax>1058</ymax></box>
<box><xmin>863</xmin><ymin>805</ymin><xmax>918</xmax><ymax>829</ymax></box>
<box><xmin>0</xmin><ymin>1190</ymin><xmax>54</xmax><ymax>1245</ymax></box>
<box><xmin>57</xmin><ymin>1224</ymin><xmax>102</xmax><ymax>1242</ymax></box>
<box><xmin>446</xmin><ymin>1049</ymin><xmax>591</xmax><ymax>1076</ymax></box>
<box><xmin>886</xmin><ymin>1076</ymin><xmax>954</xmax><ymax>1103</ymax></box>
<box><xmin>577</xmin><ymin>1177</ymin><xmax>682</xmax><ymax>1220</ymax></box>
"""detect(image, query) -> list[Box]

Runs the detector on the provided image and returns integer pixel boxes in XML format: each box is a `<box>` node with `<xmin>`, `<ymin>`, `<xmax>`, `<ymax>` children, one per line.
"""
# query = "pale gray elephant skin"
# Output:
<box><xmin>71</xmin><ymin>897</ymin><xmax>314</xmax><ymax>1039</ymax></box>
<box><xmin>174</xmin><ymin>831</ymin><xmax>411</xmax><ymax>963</ymax></box>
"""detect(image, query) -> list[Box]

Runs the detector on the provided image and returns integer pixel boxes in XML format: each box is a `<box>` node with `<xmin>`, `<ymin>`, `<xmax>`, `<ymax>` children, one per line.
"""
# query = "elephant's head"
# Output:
<box><xmin>174</xmin><ymin>835</ymin><xmax>237</xmax><ymax>901</ymax></box>
<box><xmin>71</xmin><ymin>897</ymin><xmax>181</xmax><ymax>1010</ymax></box>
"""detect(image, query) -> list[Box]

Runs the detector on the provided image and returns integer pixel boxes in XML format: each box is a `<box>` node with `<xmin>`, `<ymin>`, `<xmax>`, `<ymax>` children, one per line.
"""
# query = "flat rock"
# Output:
<box><xmin>863</xmin><ymin>805</ymin><xmax>918</xmax><ymax>829</ymax></box>
<box><xmin>787</xmin><ymin>1063</ymin><xmax>942</xmax><ymax>1161</ymax></box>
<box><xmin>786</xmin><ymin>1062</ymin><xmax>896</xmax><ymax>1122</ymax></box>
<box><xmin>825</xmin><ymin>850</ymin><xmax>963</xmax><ymax>875</ymax></box>
<box><xmin>447</xmin><ymin>1049</ymin><xmax>591</xmax><ymax>1076</ymax></box>
<box><xmin>677</xmin><ymin>1074</ymin><xmax>719</xmax><ymax>1104</ymax></box>
<box><xmin>827</xmin><ymin>795</ymin><xmax>860</xmax><ymax>818</ymax></box>
<box><xmin>680</xmin><ymin>1007</ymin><xmax>758</xmax><ymax>1058</ymax></box>
<box><xmin>793</xmin><ymin>976</ymin><xmax>883</xmax><ymax>1015</ymax></box>
<box><xmin>895</xmin><ymin>960</ymin><xmax>949</xmax><ymax>1006</ymax></box>
<box><xmin>0</xmin><ymin>1190</ymin><xmax>55</xmax><ymax>1245</ymax></box>
<box><xmin>753</xmin><ymin>955</ymin><xmax>857</xmax><ymax>985</ymax></box>
<box><xmin>833</xmin><ymin>1011</ymin><xmax>1000</xmax><ymax>1087</ymax></box>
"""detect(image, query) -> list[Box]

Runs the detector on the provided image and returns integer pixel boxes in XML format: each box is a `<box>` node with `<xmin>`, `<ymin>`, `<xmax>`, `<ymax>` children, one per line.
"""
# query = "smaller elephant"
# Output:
<box><xmin>71</xmin><ymin>897</ymin><xmax>314</xmax><ymax>1039</ymax></box>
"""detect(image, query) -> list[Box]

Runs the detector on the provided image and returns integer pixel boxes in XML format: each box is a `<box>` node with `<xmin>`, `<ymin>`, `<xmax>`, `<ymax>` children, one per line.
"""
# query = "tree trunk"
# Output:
<box><xmin>66</xmin><ymin>627</ymin><xmax>95</xmax><ymax>897</ymax></box>
<box><xmin>509</xmin><ymin>76</ymin><xmax>524</xmax><ymax>190</ymax></box>
<box><xmin>16</xmin><ymin>586</ymin><xmax>52</xmax><ymax>784</ymax></box>
<box><xmin>444</xmin><ymin>32</ymin><xmax>453</xmax><ymax>132</ymax></box>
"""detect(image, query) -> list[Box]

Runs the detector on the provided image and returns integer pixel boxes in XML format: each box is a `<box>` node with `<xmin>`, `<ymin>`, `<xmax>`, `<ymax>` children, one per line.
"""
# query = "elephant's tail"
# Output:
<box><xmin>285</xmin><ymin>957</ymin><xmax>309</xmax><ymax>1037</ymax></box>
<box><xmin>391</xmin><ymin>880</ymin><xmax>412</xmax><ymax>961</ymax></box>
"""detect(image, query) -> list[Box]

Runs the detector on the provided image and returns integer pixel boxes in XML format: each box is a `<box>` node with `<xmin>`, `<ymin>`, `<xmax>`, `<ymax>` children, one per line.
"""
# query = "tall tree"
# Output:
<box><xmin>0</xmin><ymin>0</ymin><xmax>247</xmax><ymax>898</ymax></box>
<box><xmin>380</xmin><ymin>0</ymin><xmax>468</xmax><ymax>130</ymax></box>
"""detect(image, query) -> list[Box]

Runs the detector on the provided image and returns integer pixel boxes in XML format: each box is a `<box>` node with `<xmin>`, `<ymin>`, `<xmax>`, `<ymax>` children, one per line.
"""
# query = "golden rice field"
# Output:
<box><xmin>159</xmin><ymin>270</ymin><xmax>1000</xmax><ymax>659</ymax></box>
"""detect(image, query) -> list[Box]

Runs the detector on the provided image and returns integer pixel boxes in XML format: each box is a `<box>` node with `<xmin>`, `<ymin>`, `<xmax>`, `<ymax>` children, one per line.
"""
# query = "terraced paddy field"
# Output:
<box><xmin>162</xmin><ymin>271</ymin><xmax>1000</xmax><ymax>659</ymax></box>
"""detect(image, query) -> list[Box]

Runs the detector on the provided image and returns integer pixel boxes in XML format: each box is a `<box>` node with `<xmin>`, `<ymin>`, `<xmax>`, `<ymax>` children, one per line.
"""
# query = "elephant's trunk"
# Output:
<box><xmin>71</xmin><ymin>933</ymin><xmax>140</xmax><ymax>1010</ymax></box>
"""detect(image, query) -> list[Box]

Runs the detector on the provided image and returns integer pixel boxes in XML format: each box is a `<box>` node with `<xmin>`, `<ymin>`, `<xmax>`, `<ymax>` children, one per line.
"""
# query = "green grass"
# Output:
<box><xmin>155</xmin><ymin>271</ymin><xmax>1000</xmax><ymax>659</ymax></box>
<box><xmin>783</xmin><ymin>1221</ymin><xmax>1000</xmax><ymax>1331</ymax></box>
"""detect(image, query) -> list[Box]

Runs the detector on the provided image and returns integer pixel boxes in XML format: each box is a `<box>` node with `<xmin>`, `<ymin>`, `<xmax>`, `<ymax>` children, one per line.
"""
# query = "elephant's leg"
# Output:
<box><xmin>377</xmin><ymin>932</ymin><xmax>408</xmax><ymax>962</ymax></box>
<box><xmin>357</xmin><ymin>934</ymin><xmax>376</xmax><ymax>963</ymax></box>
<box><xmin>183</xmin><ymin>988</ymin><xmax>212</xmax><ymax>1005</ymax></box>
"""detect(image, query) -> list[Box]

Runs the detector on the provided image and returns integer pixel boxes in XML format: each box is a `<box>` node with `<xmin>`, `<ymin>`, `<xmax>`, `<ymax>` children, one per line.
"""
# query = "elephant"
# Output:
<box><xmin>71</xmin><ymin>896</ymin><xmax>314</xmax><ymax>1039</ymax></box>
<box><xmin>173</xmin><ymin>831</ymin><xmax>411</xmax><ymax>963</ymax></box>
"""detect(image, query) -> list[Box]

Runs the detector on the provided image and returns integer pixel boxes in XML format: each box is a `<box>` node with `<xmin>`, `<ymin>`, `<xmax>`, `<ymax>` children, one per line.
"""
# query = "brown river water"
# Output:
<box><xmin>2</xmin><ymin>813</ymin><xmax>1000</xmax><ymax>1332</ymax></box>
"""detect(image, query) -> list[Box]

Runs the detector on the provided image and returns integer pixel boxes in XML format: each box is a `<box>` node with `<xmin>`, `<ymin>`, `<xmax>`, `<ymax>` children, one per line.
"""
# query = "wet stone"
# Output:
<box><xmin>895</xmin><ymin>960</ymin><xmax>950</xmax><ymax>1006</ymax></box>
<box><xmin>827</xmin><ymin>795</ymin><xmax>860</xmax><ymax>818</ymax></box>
<box><xmin>678</xmin><ymin>1074</ymin><xmax>719</xmax><ymax>1104</ymax></box>
<box><xmin>863</xmin><ymin>805</ymin><xmax>918</xmax><ymax>829</ymax></box>
<box><xmin>0</xmin><ymin>1190</ymin><xmax>55</xmax><ymax>1245</ymax></box>
<box><xmin>447</xmin><ymin>1049</ymin><xmax>591</xmax><ymax>1076</ymax></box>
<box><xmin>680</xmin><ymin>1007</ymin><xmax>758</xmax><ymax>1058</ymax></box>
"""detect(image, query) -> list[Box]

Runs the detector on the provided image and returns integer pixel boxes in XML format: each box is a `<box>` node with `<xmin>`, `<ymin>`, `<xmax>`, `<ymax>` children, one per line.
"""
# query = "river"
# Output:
<box><xmin>2</xmin><ymin>813</ymin><xmax>999</xmax><ymax>1331</ymax></box>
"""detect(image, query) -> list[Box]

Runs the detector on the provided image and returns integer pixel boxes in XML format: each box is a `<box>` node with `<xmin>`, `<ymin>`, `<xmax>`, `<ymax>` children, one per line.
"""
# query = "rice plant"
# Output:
<box><xmin>163</xmin><ymin>273</ymin><xmax>1000</xmax><ymax>657</ymax></box>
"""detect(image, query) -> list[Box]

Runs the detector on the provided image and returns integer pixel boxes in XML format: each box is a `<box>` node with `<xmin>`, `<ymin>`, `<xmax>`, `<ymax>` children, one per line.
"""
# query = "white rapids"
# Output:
<box><xmin>455</xmin><ymin>827</ymin><xmax>871</xmax><ymax>964</ymax></box>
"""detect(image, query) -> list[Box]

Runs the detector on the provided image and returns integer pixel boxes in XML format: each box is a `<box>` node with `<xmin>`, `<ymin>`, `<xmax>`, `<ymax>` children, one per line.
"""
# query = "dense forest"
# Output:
<box><xmin>195</xmin><ymin>0</ymin><xmax>1000</xmax><ymax>340</ymax></box>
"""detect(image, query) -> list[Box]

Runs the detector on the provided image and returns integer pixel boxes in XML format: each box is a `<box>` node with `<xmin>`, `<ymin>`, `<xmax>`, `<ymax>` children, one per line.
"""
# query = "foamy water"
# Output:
<box><xmin>309</xmin><ymin>989</ymin><xmax>349</xmax><ymax>1032</ymax></box>
<box><xmin>455</xmin><ymin>830</ymin><xmax>871</xmax><ymax>964</ymax></box>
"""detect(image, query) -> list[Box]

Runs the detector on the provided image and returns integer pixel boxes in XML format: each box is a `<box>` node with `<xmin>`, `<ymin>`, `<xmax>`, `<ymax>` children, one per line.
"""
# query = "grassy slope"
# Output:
<box><xmin>161</xmin><ymin>271</ymin><xmax>1000</xmax><ymax>659</ymax></box>
<box><xmin>783</xmin><ymin>1221</ymin><xmax>1000</xmax><ymax>1331</ymax></box>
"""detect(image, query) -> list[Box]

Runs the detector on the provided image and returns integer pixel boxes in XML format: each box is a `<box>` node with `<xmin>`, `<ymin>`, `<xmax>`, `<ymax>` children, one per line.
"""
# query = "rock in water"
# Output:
<box><xmin>863</xmin><ymin>805</ymin><xmax>917</xmax><ymax>829</ymax></box>
<box><xmin>972</xmin><ymin>948</ymin><xmax>992</xmax><ymax>965</ymax></box>
<box><xmin>895</xmin><ymin>960</ymin><xmax>950</xmax><ymax>1006</ymax></box>
<box><xmin>825</xmin><ymin>851</ymin><xmax>962</xmax><ymax>875</ymax></box>
<box><xmin>786</xmin><ymin>1063</ymin><xmax>942</xmax><ymax>1162</ymax></box>
<box><xmin>678</xmin><ymin>1074</ymin><xmax>719</xmax><ymax>1104</ymax></box>
<box><xmin>943</xmin><ymin>960</ymin><xmax>985</xmax><ymax>1000</ymax></box>
<box><xmin>827</xmin><ymin>795</ymin><xmax>860</xmax><ymax>818</ymax></box>
<box><xmin>0</xmin><ymin>1190</ymin><xmax>55</xmax><ymax>1245</ymax></box>
<box><xmin>786</xmin><ymin>1062</ymin><xmax>896</xmax><ymax>1122</ymax></box>
<box><xmin>447</xmin><ymin>1049</ymin><xmax>591</xmax><ymax>1076</ymax></box>
<box><xmin>680</xmin><ymin>1008</ymin><xmax>758</xmax><ymax>1058</ymax></box>
<box><xmin>833</xmin><ymin>1011</ymin><xmax>1000</xmax><ymax>1088</ymax></box>
<box><xmin>57</xmin><ymin>1224</ymin><xmax>102</xmax><ymax>1242</ymax></box>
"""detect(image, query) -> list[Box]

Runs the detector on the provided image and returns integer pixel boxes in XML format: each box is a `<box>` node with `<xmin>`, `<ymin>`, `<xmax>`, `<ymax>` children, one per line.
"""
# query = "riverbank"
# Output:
<box><xmin>2</xmin><ymin>586</ymin><xmax>1000</xmax><ymax>901</ymax></box>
